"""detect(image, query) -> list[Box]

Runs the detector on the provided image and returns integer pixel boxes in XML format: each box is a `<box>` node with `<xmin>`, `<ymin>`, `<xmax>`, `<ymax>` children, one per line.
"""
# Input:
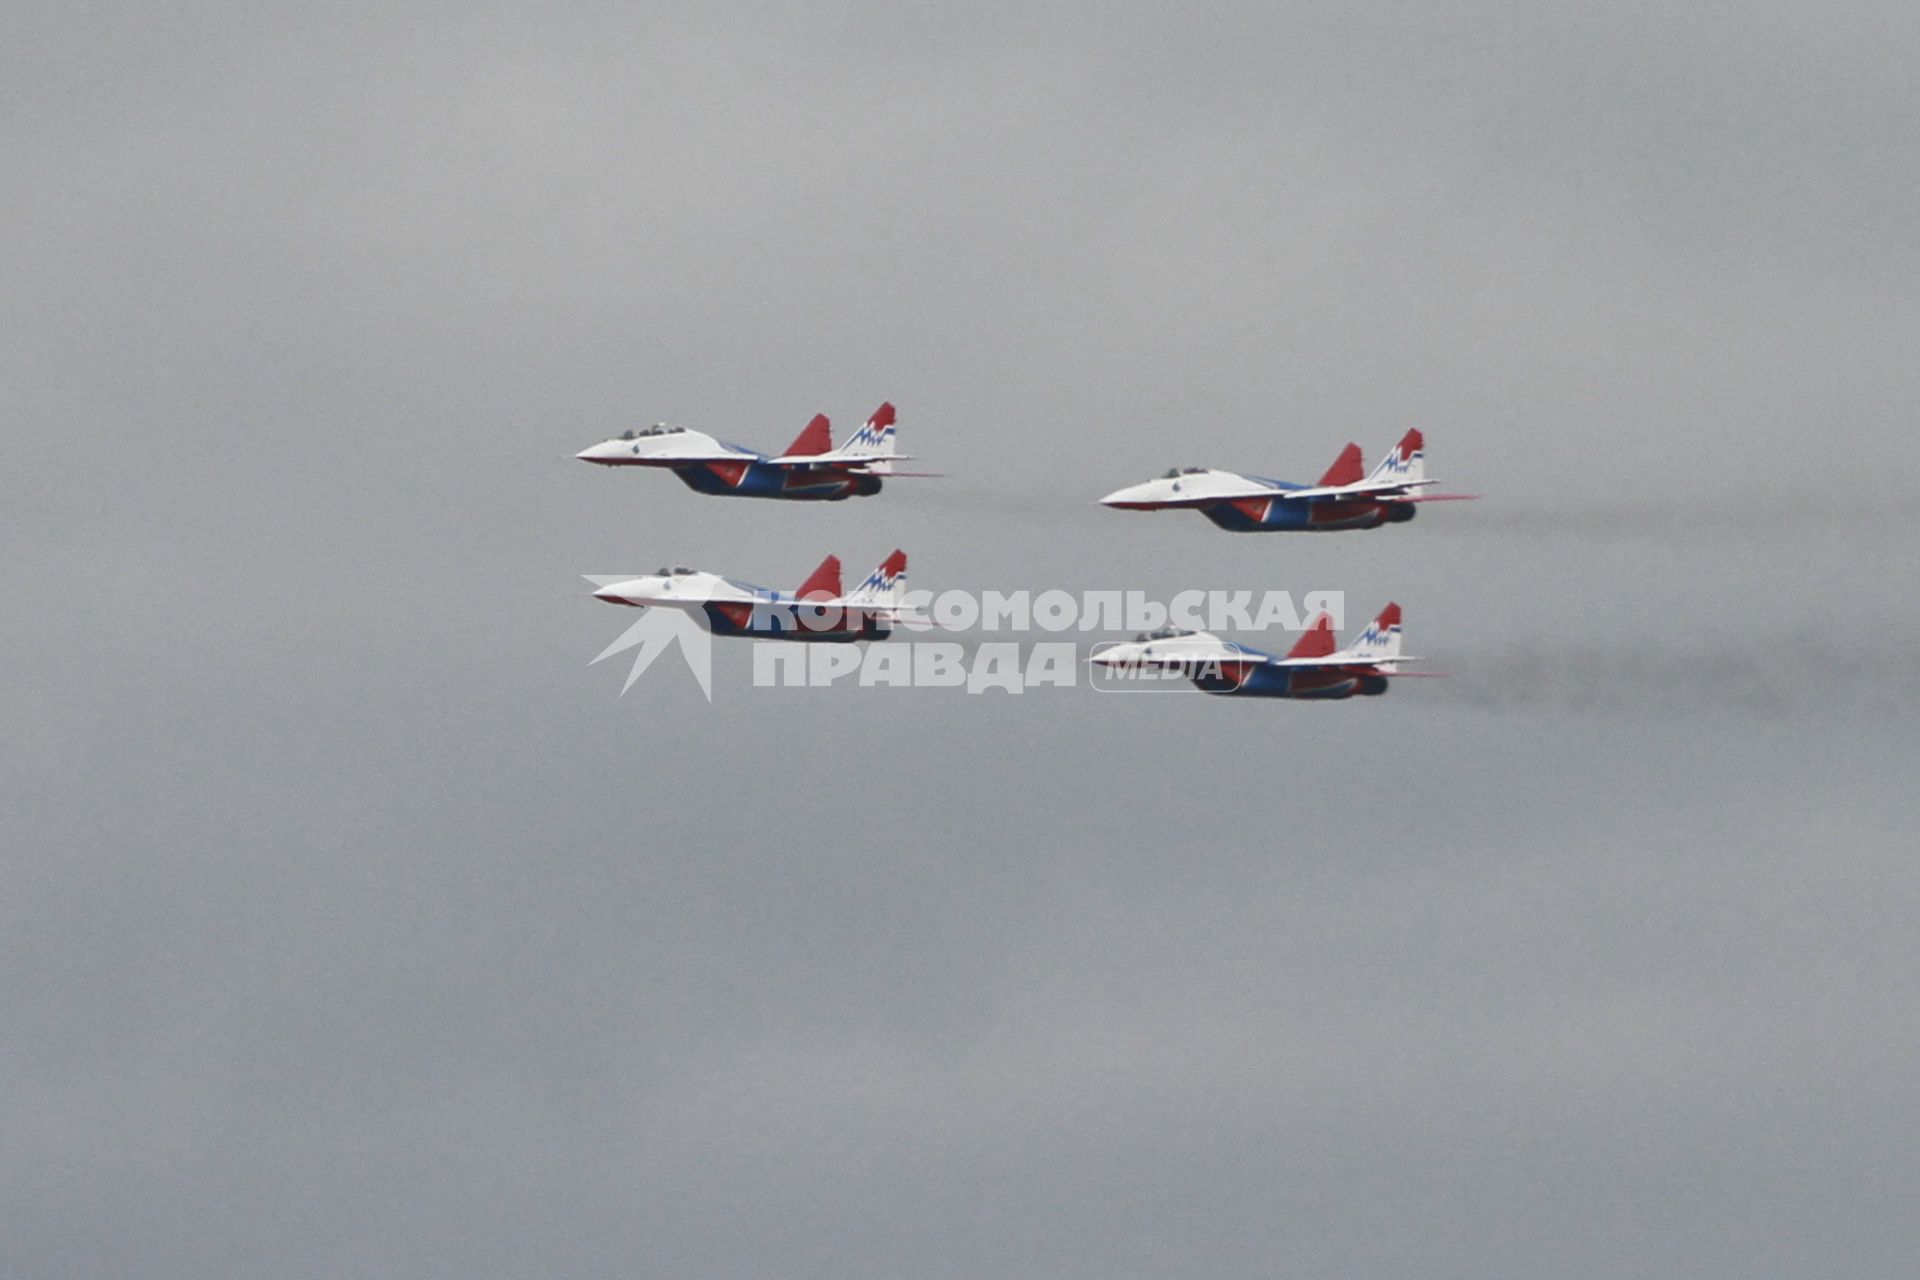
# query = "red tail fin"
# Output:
<box><xmin>794</xmin><ymin>554</ymin><xmax>842</xmax><ymax>601</ymax></box>
<box><xmin>783</xmin><ymin>413</ymin><xmax>832</xmax><ymax>457</ymax></box>
<box><xmin>868</xmin><ymin>402</ymin><xmax>896</xmax><ymax>431</ymax></box>
<box><xmin>1318</xmin><ymin>442</ymin><xmax>1364</xmax><ymax>487</ymax></box>
<box><xmin>1285</xmin><ymin>612</ymin><xmax>1338</xmax><ymax>659</ymax></box>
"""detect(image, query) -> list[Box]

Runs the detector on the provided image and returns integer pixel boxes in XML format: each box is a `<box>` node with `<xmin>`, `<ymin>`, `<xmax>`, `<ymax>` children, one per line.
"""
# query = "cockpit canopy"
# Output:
<box><xmin>1158</xmin><ymin>466</ymin><xmax>1210</xmax><ymax>479</ymax></box>
<box><xmin>618</xmin><ymin>424</ymin><xmax>687</xmax><ymax>440</ymax></box>
<box><xmin>1133</xmin><ymin>624</ymin><xmax>1196</xmax><ymax>643</ymax></box>
<box><xmin>652</xmin><ymin>566</ymin><xmax>697</xmax><ymax>576</ymax></box>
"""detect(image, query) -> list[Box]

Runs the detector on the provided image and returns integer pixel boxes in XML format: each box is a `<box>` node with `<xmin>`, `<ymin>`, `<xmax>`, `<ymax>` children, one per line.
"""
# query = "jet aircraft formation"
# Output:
<box><xmin>578</xmin><ymin>406</ymin><xmax>1471</xmax><ymax>699</ymax></box>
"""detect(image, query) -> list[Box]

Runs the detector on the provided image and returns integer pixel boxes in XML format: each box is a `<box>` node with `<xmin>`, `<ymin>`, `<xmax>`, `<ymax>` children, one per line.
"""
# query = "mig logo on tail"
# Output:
<box><xmin>844</xmin><ymin>402</ymin><xmax>898</xmax><ymax>453</ymax></box>
<box><xmin>1355</xmin><ymin>621</ymin><xmax>1398</xmax><ymax>648</ymax></box>
<box><xmin>848</xmin><ymin>421</ymin><xmax>894</xmax><ymax>450</ymax></box>
<box><xmin>1377</xmin><ymin>448</ymin><xmax>1421</xmax><ymax>477</ymax></box>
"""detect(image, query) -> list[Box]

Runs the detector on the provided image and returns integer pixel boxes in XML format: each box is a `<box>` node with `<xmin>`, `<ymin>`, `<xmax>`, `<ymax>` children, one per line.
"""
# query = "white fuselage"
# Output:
<box><xmin>1098</xmin><ymin>469</ymin><xmax>1278</xmax><ymax>508</ymax></box>
<box><xmin>590</xmin><ymin>570</ymin><xmax>759</xmax><ymax>610</ymax></box>
<box><xmin>575</xmin><ymin>427</ymin><xmax>755</xmax><ymax>466</ymax></box>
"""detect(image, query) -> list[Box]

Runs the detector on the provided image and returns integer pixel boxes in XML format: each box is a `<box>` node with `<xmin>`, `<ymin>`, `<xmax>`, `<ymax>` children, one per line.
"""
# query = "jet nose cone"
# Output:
<box><xmin>1099</xmin><ymin>481</ymin><xmax>1154</xmax><ymax>508</ymax></box>
<box><xmin>593</xmin><ymin>581</ymin><xmax>642</xmax><ymax>606</ymax></box>
<box><xmin>576</xmin><ymin>441</ymin><xmax>627</xmax><ymax>464</ymax></box>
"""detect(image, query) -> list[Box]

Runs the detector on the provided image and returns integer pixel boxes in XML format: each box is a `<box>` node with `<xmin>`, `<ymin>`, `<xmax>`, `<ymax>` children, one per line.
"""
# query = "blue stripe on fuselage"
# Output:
<box><xmin>1189</xmin><ymin>658</ymin><xmax>1381</xmax><ymax>699</ymax></box>
<box><xmin>671</xmin><ymin>459</ymin><xmax>883</xmax><ymax>500</ymax></box>
<box><xmin>699</xmin><ymin>602</ymin><xmax>889</xmax><ymax>642</ymax></box>
<box><xmin>1200</xmin><ymin>495</ymin><xmax>1396</xmax><ymax>531</ymax></box>
<box><xmin>1193</xmin><ymin>478</ymin><xmax>1415</xmax><ymax>531</ymax></box>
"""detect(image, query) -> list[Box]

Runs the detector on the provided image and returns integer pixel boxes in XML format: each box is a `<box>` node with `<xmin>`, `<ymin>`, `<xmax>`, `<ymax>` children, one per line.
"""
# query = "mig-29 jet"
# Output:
<box><xmin>575</xmin><ymin>403</ymin><xmax>922</xmax><ymax>500</ymax></box>
<box><xmin>1099</xmin><ymin>430</ymin><xmax>1471</xmax><ymax>531</ymax></box>
<box><xmin>1090</xmin><ymin>603</ymin><xmax>1433</xmax><ymax>699</ymax></box>
<box><xmin>591</xmin><ymin>550</ymin><xmax>909</xmax><ymax>642</ymax></box>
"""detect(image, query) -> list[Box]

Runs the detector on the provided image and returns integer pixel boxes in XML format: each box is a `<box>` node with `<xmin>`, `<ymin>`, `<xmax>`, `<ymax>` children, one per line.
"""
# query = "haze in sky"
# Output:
<box><xmin>5</xmin><ymin>4</ymin><xmax>1917</xmax><ymax>1276</ymax></box>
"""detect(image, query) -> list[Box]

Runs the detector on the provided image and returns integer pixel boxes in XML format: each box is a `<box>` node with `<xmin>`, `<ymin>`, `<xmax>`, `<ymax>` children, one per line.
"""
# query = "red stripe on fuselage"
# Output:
<box><xmin>1308</xmin><ymin>500</ymin><xmax>1382</xmax><ymax>527</ymax></box>
<box><xmin>1290</xmin><ymin>667</ymin><xmax>1362</xmax><ymax>695</ymax></box>
<box><xmin>782</xmin><ymin>470</ymin><xmax>851</xmax><ymax>494</ymax></box>
<box><xmin>1216</xmin><ymin>659</ymin><xmax>1255</xmax><ymax>689</ymax></box>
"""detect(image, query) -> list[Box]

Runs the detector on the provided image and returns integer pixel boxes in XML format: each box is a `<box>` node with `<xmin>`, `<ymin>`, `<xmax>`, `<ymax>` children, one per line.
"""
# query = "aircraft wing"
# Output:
<box><xmin>1110</xmin><ymin>484</ymin><xmax>1288</xmax><ymax>508</ymax></box>
<box><xmin>1166</xmin><ymin>488</ymin><xmax>1285</xmax><ymax>506</ymax></box>
<box><xmin>636</xmin><ymin>446</ymin><xmax>761</xmax><ymax>463</ymax></box>
<box><xmin>841</xmin><ymin>464</ymin><xmax>942</xmax><ymax>478</ymax></box>
<box><xmin>1268</xmin><ymin>478</ymin><xmax>1439</xmax><ymax>501</ymax></box>
<box><xmin>1270</xmin><ymin>654</ymin><xmax>1424</xmax><ymax>668</ymax></box>
<box><xmin>836</xmin><ymin>609</ymin><xmax>927</xmax><ymax>623</ymax></box>
<box><xmin>765</xmin><ymin>453</ymin><xmax>919</xmax><ymax>467</ymax></box>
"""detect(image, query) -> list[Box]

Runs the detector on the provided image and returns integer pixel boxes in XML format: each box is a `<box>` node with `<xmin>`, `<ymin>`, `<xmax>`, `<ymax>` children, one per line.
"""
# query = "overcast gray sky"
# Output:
<box><xmin>5</xmin><ymin>3</ymin><xmax>1919</xmax><ymax>1276</ymax></box>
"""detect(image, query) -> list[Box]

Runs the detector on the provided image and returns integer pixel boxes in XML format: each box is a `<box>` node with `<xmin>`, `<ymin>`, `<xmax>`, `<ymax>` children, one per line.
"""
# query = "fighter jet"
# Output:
<box><xmin>591</xmin><ymin>550</ymin><xmax>909</xmax><ymax>642</ymax></box>
<box><xmin>1098</xmin><ymin>430</ymin><xmax>1472</xmax><ymax>530</ymax></box>
<box><xmin>575</xmin><ymin>403</ymin><xmax>922</xmax><ymax>500</ymax></box>
<box><xmin>1090</xmin><ymin>603</ymin><xmax>1430</xmax><ymax>698</ymax></box>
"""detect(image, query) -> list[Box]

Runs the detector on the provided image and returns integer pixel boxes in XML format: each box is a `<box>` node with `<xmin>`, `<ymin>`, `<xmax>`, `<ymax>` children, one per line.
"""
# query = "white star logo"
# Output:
<box><xmin>583</xmin><ymin>577</ymin><xmax>714</xmax><ymax>700</ymax></box>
